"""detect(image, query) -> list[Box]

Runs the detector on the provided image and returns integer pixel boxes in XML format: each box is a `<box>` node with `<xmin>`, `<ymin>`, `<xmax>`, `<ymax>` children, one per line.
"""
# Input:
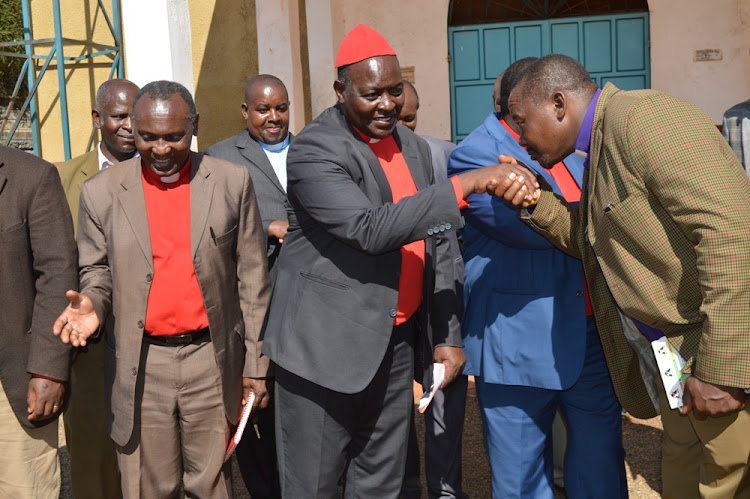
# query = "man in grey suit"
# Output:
<box><xmin>54</xmin><ymin>80</ymin><xmax>272</xmax><ymax>498</ymax></box>
<box><xmin>0</xmin><ymin>145</ymin><xmax>78</xmax><ymax>497</ymax></box>
<box><xmin>261</xmin><ymin>24</ymin><xmax>539</xmax><ymax>497</ymax></box>
<box><xmin>204</xmin><ymin>74</ymin><xmax>291</xmax><ymax>498</ymax></box>
<box><xmin>398</xmin><ymin>80</ymin><xmax>468</xmax><ymax>499</ymax></box>
<box><xmin>205</xmin><ymin>74</ymin><xmax>291</xmax><ymax>272</ymax></box>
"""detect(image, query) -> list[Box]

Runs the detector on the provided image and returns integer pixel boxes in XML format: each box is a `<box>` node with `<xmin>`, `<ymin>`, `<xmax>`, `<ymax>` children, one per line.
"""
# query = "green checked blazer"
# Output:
<box><xmin>524</xmin><ymin>83</ymin><xmax>750</xmax><ymax>419</ymax></box>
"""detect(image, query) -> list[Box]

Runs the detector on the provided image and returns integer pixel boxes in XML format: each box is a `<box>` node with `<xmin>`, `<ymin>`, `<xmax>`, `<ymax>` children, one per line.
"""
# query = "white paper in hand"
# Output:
<box><xmin>651</xmin><ymin>336</ymin><xmax>687</xmax><ymax>410</ymax></box>
<box><xmin>418</xmin><ymin>363</ymin><xmax>446</xmax><ymax>414</ymax></box>
<box><xmin>224</xmin><ymin>392</ymin><xmax>255</xmax><ymax>463</ymax></box>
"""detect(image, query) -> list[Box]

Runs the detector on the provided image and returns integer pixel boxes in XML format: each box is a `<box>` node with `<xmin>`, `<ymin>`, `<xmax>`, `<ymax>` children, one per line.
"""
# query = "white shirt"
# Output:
<box><xmin>97</xmin><ymin>142</ymin><xmax>139</xmax><ymax>171</ymax></box>
<box><xmin>258</xmin><ymin>133</ymin><xmax>290</xmax><ymax>192</ymax></box>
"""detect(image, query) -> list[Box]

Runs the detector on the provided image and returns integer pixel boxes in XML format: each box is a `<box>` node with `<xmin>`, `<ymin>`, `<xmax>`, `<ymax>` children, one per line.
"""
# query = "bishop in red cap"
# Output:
<box><xmin>335</xmin><ymin>24</ymin><xmax>397</xmax><ymax>68</ymax></box>
<box><xmin>263</xmin><ymin>19</ymin><xmax>542</xmax><ymax>499</ymax></box>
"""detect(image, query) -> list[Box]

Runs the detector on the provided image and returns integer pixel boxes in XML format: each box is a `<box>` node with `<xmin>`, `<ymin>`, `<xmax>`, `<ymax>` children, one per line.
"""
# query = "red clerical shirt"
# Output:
<box><xmin>356</xmin><ymin>130</ymin><xmax>465</xmax><ymax>325</ymax></box>
<box><xmin>500</xmin><ymin>118</ymin><xmax>593</xmax><ymax>316</ymax></box>
<box><xmin>141</xmin><ymin>157</ymin><xmax>210</xmax><ymax>336</ymax></box>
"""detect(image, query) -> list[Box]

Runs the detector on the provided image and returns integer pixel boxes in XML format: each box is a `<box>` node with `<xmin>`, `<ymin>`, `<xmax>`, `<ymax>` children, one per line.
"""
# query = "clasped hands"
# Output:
<box><xmin>463</xmin><ymin>157</ymin><xmax>749</xmax><ymax>421</ymax></box>
<box><xmin>459</xmin><ymin>154</ymin><xmax>540</xmax><ymax>207</ymax></box>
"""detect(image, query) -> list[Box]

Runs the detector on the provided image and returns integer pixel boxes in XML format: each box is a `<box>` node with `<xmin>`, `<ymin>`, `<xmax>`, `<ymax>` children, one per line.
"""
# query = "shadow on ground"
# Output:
<box><xmin>59</xmin><ymin>393</ymin><xmax>662</xmax><ymax>498</ymax></box>
<box><xmin>622</xmin><ymin>414</ymin><xmax>663</xmax><ymax>497</ymax></box>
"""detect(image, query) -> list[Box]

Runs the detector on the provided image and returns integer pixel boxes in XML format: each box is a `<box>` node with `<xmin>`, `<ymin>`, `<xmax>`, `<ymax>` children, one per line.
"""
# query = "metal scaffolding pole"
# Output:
<box><xmin>0</xmin><ymin>0</ymin><xmax>123</xmax><ymax>159</ymax></box>
<box><xmin>21</xmin><ymin>0</ymin><xmax>40</xmax><ymax>155</ymax></box>
<box><xmin>53</xmin><ymin>0</ymin><xmax>72</xmax><ymax>160</ymax></box>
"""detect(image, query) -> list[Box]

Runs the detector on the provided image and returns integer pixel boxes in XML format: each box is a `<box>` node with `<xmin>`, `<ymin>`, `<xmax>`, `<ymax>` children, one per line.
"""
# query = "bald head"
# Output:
<box><xmin>242</xmin><ymin>74</ymin><xmax>290</xmax><ymax>144</ymax></box>
<box><xmin>95</xmin><ymin>79</ymin><xmax>139</xmax><ymax>114</ymax></box>
<box><xmin>92</xmin><ymin>78</ymin><xmax>140</xmax><ymax>162</ymax></box>
<box><xmin>244</xmin><ymin>74</ymin><xmax>287</xmax><ymax>103</ymax></box>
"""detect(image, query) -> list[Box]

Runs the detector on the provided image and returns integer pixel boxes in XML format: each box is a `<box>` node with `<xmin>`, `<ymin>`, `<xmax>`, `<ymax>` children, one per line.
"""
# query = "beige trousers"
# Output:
<box><xmin>0</xmin><ymin>378</ymin><xmax>60</xmax><ymax>499</ymax></box>
<box><xmin>659</xmin><ymin>380</ymin><xmax>750</xmax><ymax>498</ymax></box>
<box><xmin>116</xmin><ymin>338</ymin><xmax>232</xmax><ymax>499</ymax></box>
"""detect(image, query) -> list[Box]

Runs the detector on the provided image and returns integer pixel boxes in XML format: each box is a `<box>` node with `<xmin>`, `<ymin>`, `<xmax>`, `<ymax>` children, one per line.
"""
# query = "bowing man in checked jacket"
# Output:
<box><xmin>504</xmin><ymin>54</ymin><xmax>750</xmax><ymax>498</ymax></box>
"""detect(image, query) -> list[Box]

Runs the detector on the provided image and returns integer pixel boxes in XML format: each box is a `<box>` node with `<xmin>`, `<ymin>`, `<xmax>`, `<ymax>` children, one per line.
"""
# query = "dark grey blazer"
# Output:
<box><xmin>0</xmin><ymin>146</ymin><xmax>78</xmax><ymax>428</ymax></box>
<box><xmin>262</xmin><ymin>104</ymin><xmax>464</xmax><ymax>394</ymax></box>
<box><xmin>422</xmin><ymin>135</ymin><xmax>464</xmax><ymax>294</ymax></box>
<box><xmin>204</xmin><ymin>130</ymin><xmax>293</xmax><ymax>269</ymax></box>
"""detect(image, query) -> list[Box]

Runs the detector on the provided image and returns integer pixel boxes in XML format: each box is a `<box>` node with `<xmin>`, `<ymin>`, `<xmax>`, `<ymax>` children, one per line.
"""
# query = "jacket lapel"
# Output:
<box><xmin>117</xmin><ymin>159</ymin><xmax>153</xmax><ymax>269</ymax></box>
<box><xmin>360</xmin><ymin>139</ymin><xmax>393</xmax><ymax>204</ymax></box>
<box><xmin>395</xmin><ymin>130</ymin><xmax>428</xmax><ymax>191</ymax></box>
<box><xmin>189</xmin><ymin>153</ymin><xmax>214</xmax><ymax>257</ymax></box>
<box><xmin>73</xmin><ymin>152</ymin><xmax>100</xmax><ymax>198</ymax></box>
<box><xmin>325</xmin><ymin>104</ymin><xmax>392</xmax><ymax>204</ymax></box>
<box><xmin>237</xmin><ymin>132</ymin><xmax>285</xmax><ymax>194</ymax></box>
<box><xmin>80</xmin><ymin>151</ymin><xmax>100</xmax><ymax>178</ymax></box>
<box><xmin>587</xmin><ymin>85</ymin><xmax>613</xmax><ymax>232</ymax></box>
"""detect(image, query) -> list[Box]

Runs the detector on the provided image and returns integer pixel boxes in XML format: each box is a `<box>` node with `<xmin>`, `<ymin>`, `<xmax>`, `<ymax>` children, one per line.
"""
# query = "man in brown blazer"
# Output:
<box><xmin>0</xmin><ymin>145</ymin><xmax>78</xmax><ymax>497</ymax></box>
<box><xmin>56</xmin><ymin>77</ymin><xmax>138</xmax><ymax>499</ymax></box>
<box><xmin>54</xmin><ymin>80</ymin><xmax>272</xmax><ymax>498</ymax></box>
<box><xmin>499</xmin><ymin>54</ymin><xmax>750</xmax><ymax>497</ymax></box>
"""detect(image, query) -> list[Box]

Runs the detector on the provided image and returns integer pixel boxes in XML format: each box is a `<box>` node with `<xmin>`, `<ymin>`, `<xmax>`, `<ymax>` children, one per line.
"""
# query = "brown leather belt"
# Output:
<box><xmin>143</xmin><ymin>327</ymin><xmax>210</xmax><ymax>346</ymax></box>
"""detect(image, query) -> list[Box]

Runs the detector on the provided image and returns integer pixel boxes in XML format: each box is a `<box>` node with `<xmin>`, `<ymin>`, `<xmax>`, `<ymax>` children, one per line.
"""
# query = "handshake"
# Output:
<box><xmin>456</xmin><ymin>155</ymin><xmax>540</xmax><ymax>208</ymax></box>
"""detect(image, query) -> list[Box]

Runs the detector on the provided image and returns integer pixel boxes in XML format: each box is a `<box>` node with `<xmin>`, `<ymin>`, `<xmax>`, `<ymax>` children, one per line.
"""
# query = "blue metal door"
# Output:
<box><xmin>449</xmin><ymin>13</ymin><xmax>650</xmax><ymax>141</ymax></box>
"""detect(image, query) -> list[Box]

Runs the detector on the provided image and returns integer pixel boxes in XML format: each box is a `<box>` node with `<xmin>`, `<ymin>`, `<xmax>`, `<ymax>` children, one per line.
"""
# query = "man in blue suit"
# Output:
<box><xmin>448</xmin><ymin>58</ymin><xmax>627</xmax><ymax>498</ymax></box>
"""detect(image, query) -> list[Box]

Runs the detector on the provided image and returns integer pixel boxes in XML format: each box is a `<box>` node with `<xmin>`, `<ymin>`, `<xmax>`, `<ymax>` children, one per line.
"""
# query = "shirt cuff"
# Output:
<box><xmin>449</xmin><ymin>176</ymin><xmax>470</xmax><ymax>210</ymax></box>
<box><xmin>32</xmin><ymin>374</ymin><xmax>65</xmax><ymax>383</ymax></box>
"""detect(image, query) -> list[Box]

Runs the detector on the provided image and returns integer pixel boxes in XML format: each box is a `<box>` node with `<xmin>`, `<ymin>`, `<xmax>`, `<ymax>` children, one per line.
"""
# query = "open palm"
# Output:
<box><xmin>53</xmin><ymin>290</ymin><xmax>101</xmax><ymax>347</ymax></box>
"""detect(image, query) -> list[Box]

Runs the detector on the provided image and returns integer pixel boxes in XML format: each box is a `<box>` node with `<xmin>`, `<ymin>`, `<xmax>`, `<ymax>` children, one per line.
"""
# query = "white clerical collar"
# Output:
<box><xmin>98</xmin><ymin>142</ymin><xmax>138</xmax><ymax>171</ymax></box>
<box><xmin>159</xmin><ymin>172</ymin><xmax>181</xmax><ymax>183</ymax></box>
<box><xmin>257</xmin><ymin>133</ymin><xmax>290</xmax><ymax>152</ymax></box>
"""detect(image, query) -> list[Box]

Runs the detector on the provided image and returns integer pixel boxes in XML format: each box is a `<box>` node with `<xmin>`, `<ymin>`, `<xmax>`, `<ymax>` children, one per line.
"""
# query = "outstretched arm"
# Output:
<box><xmin>287</xmin><ymin>134</ymin><xmax>539</xmax><ymax>255</ymax></box>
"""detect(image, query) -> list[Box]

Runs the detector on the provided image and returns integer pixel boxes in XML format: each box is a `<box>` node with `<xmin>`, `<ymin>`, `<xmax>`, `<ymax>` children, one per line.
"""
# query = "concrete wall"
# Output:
<box><xmin>124</xmin><ymin>0</ymin><xmax>259</xmax><ymax>150</ymax></box>
<box><xmin>29</xmin><ymin>0</ymin><xmax>750</xmax><ymax>159</ymax></box>
<box><xmin>255</xmin><ymin>1</ymin><xmax>306</xmax><ymax>135</ymax></box>
<box><xmin>188</xmin><ymin>0</ymin><xmax>258</xmax><ymax>149</ymax></box>
<box><xmin>122</xmin><ymin>0</ymin><xmax>194</xmax><ymax>89</ymax></box>
<box><xmin>305</xmin><ymin>0</ymin><xmax>337</xmax><ymax>121</ymax></box>
<box><xmin>649</xmin><ymin>0</ymin><xmax>750</xmax><ymax>123</ymax></box>
<box><xmin>30</xmin><ymin>0</ymin><xmax>119</xmax><ymax>162</ymax></box>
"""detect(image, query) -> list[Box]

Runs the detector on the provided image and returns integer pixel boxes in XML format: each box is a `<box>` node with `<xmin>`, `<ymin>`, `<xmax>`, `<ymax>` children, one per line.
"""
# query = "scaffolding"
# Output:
<box><xmin>0</xmin><ymin>0</ymin><xmax>122</xmax><ymax>159</ymax></box>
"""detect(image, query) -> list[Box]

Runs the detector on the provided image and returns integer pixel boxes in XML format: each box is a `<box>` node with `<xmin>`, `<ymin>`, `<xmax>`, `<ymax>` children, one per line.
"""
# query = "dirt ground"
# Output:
<box><xmin>58</xmin><ymin>381</ymin><xmax>663</xmax><ymax>498</ymax></box>
<box><xmin>411</xmin><ymin>380</ymin><xmax>663</xmax><ymax>498</ymax></box>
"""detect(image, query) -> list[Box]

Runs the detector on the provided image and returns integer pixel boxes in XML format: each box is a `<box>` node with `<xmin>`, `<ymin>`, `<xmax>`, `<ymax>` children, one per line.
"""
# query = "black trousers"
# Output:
<box><xmin>275</xmin><ymin>322</ymin><xmax>416</xmax><ymax>498</ymax></box>
<box><xmin>235</xmin><ymin>403</ymin><xmax>281</xmax><ymax>498</ymax></box>
<box><xmin>402</xmin><ymin>374</ymin><xmax>468</xmax><ymax>499</ymax></box>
